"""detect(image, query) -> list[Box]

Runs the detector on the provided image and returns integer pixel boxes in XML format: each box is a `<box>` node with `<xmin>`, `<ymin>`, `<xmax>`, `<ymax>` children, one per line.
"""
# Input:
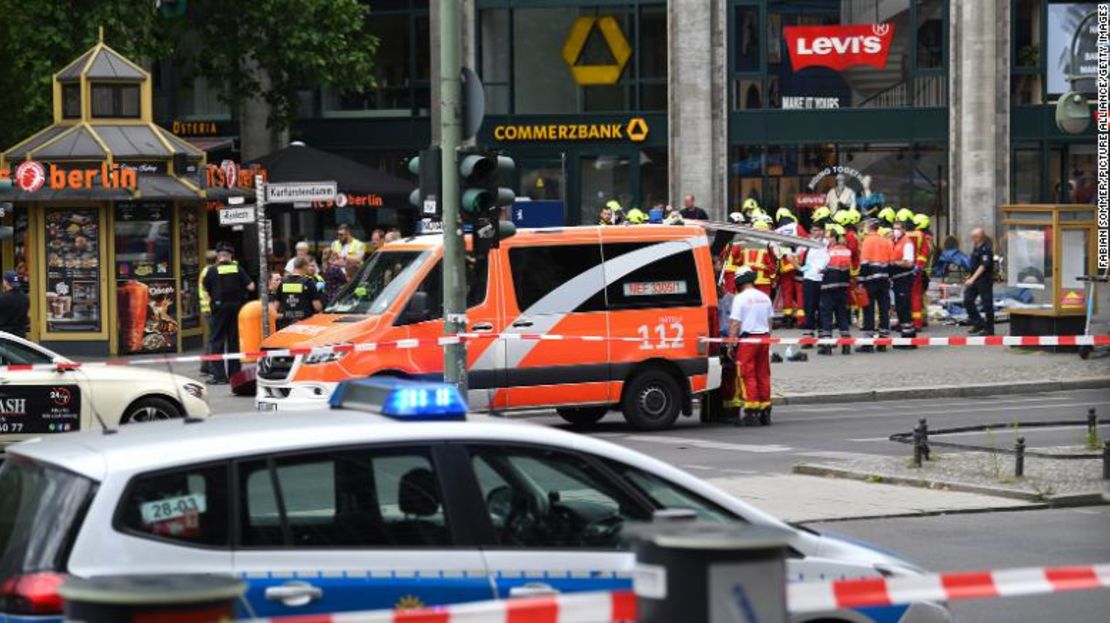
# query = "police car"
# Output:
<box><xmin>0</xmin><ymin>379</ymin><xmax>950</xmax><ymax>623</ymax></box>
<box><xmin>0</xmin><ymin>331</ymin><xmax>209</xmax><ymax>451</ymax></box>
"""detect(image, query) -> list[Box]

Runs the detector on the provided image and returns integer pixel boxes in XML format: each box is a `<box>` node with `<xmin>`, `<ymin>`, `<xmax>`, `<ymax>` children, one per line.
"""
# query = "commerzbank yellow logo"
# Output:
<box><xmin>562</xmin><ymin>16</ymin><xmax>632</xmax><ymax>85</ymax></box>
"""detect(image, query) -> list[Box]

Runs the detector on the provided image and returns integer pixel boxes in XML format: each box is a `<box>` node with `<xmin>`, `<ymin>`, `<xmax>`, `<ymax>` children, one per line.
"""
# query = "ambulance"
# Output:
<box><xmin>256</xmin><ymin>225</ymin><xmax>723</xmax><ymax>430</ymax></box>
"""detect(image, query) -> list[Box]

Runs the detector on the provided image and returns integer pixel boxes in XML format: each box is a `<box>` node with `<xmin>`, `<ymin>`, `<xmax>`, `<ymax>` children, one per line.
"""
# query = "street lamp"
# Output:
<box><xmin>1055</xmin><ymin>10</ymin><xmax>1097</xmax><ymax>134</ymax></box>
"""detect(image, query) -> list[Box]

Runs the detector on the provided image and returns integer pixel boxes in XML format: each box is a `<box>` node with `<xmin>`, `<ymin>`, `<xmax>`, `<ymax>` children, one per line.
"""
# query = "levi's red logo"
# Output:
<box><xmin>784</xmin><ymin>23</ymin><xmax>894</xmax><ymax>72</ymax></box>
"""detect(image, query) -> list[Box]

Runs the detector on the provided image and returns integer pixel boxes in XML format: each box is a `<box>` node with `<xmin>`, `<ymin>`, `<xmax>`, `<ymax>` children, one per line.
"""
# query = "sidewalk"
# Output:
<box><xmin>767</xmin><ymin>324</ymin><xmax>1110</xmax><ymax>404</ymax></box>
<box><xmin>705</xmin><ymin>473</ymin><xmax>1038</xmax><ymax>522</ymax></box>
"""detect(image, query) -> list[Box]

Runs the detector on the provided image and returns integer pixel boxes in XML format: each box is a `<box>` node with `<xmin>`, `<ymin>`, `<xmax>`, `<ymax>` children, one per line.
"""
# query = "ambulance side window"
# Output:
<box><xmin>603</xmin><ymin>243</ymin><xmax>702</xmax><ymax>310</ymax></box>
<box><xmin>508</xmin><ymin>245</ymin><xmax>605</xmax><ymax>313</ymax></box>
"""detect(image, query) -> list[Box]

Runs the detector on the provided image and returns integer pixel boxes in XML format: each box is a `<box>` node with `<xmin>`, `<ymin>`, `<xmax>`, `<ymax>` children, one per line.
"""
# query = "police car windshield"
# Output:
<box><xmin>327</xmin><ymin>250</ymin><xmax>428</xmax><ymax>315</ymax></box>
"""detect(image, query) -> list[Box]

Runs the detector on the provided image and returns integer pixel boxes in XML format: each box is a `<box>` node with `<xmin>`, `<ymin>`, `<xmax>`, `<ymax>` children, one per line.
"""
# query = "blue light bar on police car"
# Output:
<box><xmin>329</xmin><ymin>377</ymin><xmax>468</xmax><ymax>421</ymax></box>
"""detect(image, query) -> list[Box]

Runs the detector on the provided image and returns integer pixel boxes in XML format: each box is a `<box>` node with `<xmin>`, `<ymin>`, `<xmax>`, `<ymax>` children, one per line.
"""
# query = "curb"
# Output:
<box><xmin>792</xmin><ymin>463</ymin><xmax>1106</xmax><ymax>508</ymax></box>
<box><xmin>774</xmin><ymin>377</ymin><xmax>1110</xmax><ymax>406</ymax></box>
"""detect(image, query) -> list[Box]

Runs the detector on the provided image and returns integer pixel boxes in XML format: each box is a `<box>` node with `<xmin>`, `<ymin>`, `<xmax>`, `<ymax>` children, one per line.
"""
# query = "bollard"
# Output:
<box><xmin>1015</xmin><ymin>437</ymin><xmax>1026</xmax><ymax>478</ymax></box>
<box><xmin>59</xmin><ymin>574</ymin><xmax>243</xmax><ymax>623</ymax></box>
<box><xmin>626</xmin><ymin>520</ymin><xmax>793</xmax><ymax>623</ymax></box>
<box><xmin>1103</xmin><ymin>440</ymin><xmax>1110</xmax><ymax>481</ymax></box>
<box><xmin>920</xmin><ymin>418</ymin><xmax>931</xmax><ymax>461</ymax></box>
<box><xmin>912</xmin><ymin>423</ymin><xmax>923</xmax><ymax>468</ymax></box>
<box><xmin>1089</xmin><ymin>408</ymin><xmax>1098</xmax><ymax>441</ymax></box>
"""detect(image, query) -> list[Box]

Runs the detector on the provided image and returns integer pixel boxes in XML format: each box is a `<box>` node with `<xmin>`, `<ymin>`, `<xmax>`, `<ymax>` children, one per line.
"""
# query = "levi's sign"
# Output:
<box><xmin>784</xmin><ymin>23</ymin><xmax>894</xmax><ymax>72</ymax></box>
<box><xmin>265</xmin><ymin>181</ymin><xmax>337</xmax><ymax>203</ymax></box>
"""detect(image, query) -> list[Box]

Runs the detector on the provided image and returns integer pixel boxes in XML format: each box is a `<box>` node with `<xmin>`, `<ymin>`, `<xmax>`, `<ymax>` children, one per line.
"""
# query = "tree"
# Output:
<box><xmin>0</xmin><ymin>0</ymin><xmax>172</xmax><ymax>148</ymax></box>
<box><xmin>180</xmin><ymin>0</ymin><xmax>378</xmax><ymax>140</ymax></box>
<box><xmin>0</xmin><ymin>0</ymin><xmax>377</xmax><ymax>152</ymax></box>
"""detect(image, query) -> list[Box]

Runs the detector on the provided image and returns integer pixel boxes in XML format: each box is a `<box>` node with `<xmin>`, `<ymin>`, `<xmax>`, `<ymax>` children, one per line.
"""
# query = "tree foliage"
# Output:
<box><xmin>0</xmin><ymin>0</ymin><xmax>378</xmax><ymax>148</ymax></box>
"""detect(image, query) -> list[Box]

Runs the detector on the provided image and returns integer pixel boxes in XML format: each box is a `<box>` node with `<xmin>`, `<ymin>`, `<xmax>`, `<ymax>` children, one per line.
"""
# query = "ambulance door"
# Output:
<box><xmin>395</xmin><ymin>251</ymin><xmax>507</xmax><ymax>411</ymax></box>
<box><xmin>501</xmin><ymin>233</ymin><xmax>610</xmax><ymax>410</ymax></box>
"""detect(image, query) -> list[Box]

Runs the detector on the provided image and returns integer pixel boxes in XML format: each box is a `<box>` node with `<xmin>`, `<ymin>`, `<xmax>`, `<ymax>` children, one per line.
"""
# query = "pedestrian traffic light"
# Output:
<box><xmin>408</xmin><ymin>147</ymin><xmax>442</xmax><ymax>218</ymax></box>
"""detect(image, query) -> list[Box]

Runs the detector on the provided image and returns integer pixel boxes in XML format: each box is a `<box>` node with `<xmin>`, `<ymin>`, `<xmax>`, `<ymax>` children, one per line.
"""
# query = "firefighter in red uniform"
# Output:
<box><xmin>897</xmin><ymin>208</ymin><xmax>929</xmax><ymax>331</ymax></box>
<box><xmin>834</xmin><ymin>209</ymin><xmax>863</xmax><ymax>325</ymax></box>
<box><xmin>820</xmin><ymin>224</ymin><xmax>854</xmax><ymax>356</ymax></box>
<box><xmin>719</xmin><ymin>212</ymin><xmax>746</xmax><ymax>293</ymax></box>
<box><xmin>728</xmin><ymin>266</ymin><xmax>774</xmax><ymax>427</ymax></box>
<box><xmin>774</xmin><ymin>208</ymin><xmax>806</xmax><ymax>327</ymax></box>
<box><xmin>912</xmin><ymin>213</ymin><xmax>935</xmax><ymax>329</ymax></box>
<box><xmin>744</xmin><ymin>220</ymin><xmax>778</xmax><ymax>296</ymax></box>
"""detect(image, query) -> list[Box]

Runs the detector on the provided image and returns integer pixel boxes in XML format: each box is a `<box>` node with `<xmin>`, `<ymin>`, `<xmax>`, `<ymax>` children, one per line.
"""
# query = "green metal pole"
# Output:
<box><xmin>439</xmin><ymin>0</ymin><xmax>467</xmax><ymax>392</ymax></box>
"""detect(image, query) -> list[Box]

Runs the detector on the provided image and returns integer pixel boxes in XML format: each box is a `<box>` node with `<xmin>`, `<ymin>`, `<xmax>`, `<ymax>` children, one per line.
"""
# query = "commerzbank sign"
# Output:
<box><xmin>491</xmin><ymin>118</ymin><xmax>649</xmax><ymax>143</ymax></box>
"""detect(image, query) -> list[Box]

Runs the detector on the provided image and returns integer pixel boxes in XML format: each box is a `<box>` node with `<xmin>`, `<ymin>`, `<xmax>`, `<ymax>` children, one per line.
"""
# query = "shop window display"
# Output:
<box><xmin>115</xmin><ymin>203</ymin><xmax>177</xmax><ymax>354</ymax></box>
<box><xmin>730</xmin><ymin>143</ymin><xmax>947</xmax><ymax>223</ymax></box>
<box><xmin>733</xmin><ymin>1</ymin><xmax>946</xmax><ymax>110</ymax></box>
<box><xmin>44</xmin><ymin>208</ymin><xmax>101</xmax><ymax>333</ymax></box>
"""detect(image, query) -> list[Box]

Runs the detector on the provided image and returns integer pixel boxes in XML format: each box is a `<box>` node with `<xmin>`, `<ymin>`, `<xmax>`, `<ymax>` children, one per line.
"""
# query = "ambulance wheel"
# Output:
<box><xmin>122</xmin><ymin>396</ymin><xmax>183</xmax><ymax>424</ymax></box>
<box><xmin>622</xmin><ymin>369</ymin><xmax>682</xmax><ymax>431</ymax></box>
<box><xmin>556</xmin><ymin>407</ymin><xmax>608</xmax><ymax>427</ymax></box>
<box><xmin>1079</xmin><ymin>345</ymin><xmax>1092</xmax><ymax>360</ymax></box>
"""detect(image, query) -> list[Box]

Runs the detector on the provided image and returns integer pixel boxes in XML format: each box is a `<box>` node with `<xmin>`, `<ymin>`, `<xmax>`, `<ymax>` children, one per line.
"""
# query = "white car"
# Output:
<box><xmin>0</xmin><ymin>331</ymin><xmax>209</xmax><ymax>450</ymax></box>
<box><xmin>0</xmin><ymin>379</ymin><xmax>949</xmax><ymax>623</ymax></box>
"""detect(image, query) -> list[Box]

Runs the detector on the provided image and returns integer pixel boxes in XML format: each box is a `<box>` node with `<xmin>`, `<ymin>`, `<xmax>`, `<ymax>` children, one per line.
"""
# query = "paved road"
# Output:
<box><xmin>809</xmin><ymin>506</ymin><xmax>1110</xmax><ymax>623</ymax></box>
<box><xmin>522</xmin><ymin>388</ymin><xmax>1110</xmax><ymax>475</ymax></box>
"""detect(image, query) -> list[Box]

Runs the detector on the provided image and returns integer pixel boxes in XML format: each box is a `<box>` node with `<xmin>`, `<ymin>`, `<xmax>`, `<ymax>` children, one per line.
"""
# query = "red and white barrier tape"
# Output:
<box><xmin>788</xmin><ymin>562</ymin><xmax>1110</xmax><ymax>613</ymax></box>
<box><xmin>3</xmin><ymin>334</ymin><xmax>1108</xmax><ymax>373</ymax></box>
<box><xmin>240</xmin><ymin>562</ymin><xmax>1110</xmax><ymax>622</ymax></box>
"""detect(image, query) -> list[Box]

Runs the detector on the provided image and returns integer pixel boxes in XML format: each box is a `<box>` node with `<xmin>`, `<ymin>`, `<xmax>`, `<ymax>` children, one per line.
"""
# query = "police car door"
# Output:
<box><xmin>232</xmin><ymin>444</ymin><xmax>492</xmax><ymax>617</ymax></box>
<box><xmin>499</xmin><ymin>232</ymin><xmax>610</xmax><ymax>409</ymax></box>
<box><xmin>0</xmin><ymin>337</ymin><xmax>86</xmax><ymax>444</ymax></box>
<box><xmin>466</xmin><ymin>443</ymin><xmax>652</xmax><ymax>598</ymax></box>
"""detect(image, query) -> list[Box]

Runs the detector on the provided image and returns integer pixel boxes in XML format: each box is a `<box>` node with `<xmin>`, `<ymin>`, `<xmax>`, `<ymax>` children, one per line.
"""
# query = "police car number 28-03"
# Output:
<box><xmin>140</xmin><ymin>493</ymin><xmax>207</xmax><ymax>525</ymax></box>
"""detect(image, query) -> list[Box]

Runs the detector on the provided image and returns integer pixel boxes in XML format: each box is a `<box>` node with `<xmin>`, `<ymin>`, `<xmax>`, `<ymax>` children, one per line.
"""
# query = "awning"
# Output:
<box><xmin>184</xmin><ymin>136</ymin><xmax>236</xmax><ymax>153</ymax></box>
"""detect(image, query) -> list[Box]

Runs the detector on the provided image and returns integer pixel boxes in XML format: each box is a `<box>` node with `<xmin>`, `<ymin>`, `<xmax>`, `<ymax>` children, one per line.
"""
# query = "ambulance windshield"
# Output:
<box><xmin>326</xmin><ymin>250</ymin><xmax>428</xmax><ymax>315</ymax></box>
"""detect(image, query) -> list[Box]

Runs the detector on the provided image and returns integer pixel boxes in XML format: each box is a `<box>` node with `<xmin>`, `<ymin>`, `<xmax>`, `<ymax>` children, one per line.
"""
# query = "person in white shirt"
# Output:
<box><xmin>285</xmin><ymin>241</ymin><xmax>312</xmax><ymax>274</ymax></box>
<box><xmin>825</xmin><ymin>173</ymin><xmax>857</xmax><ymax>213</ymax></box>
<box><xmin>789</xmin><ymin>227</ymin><xmax>828</xmax><ymax>343</ymax></box>
<box><xmin>728</xmin><ymin>266</ymin><xmax>774</xmax><ymax>427</ymax></box>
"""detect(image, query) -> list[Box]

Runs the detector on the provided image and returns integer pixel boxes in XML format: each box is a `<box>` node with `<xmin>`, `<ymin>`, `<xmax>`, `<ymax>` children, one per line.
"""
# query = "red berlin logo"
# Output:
<box><xmin>15</xmin><ymin>161</ymin><xmax>46</xmax><ymax>192</ymax></box>
<box><xmin>784</xmin><ymin>23</ymin><xmax>895</xmax><ymax>72</ymax></box>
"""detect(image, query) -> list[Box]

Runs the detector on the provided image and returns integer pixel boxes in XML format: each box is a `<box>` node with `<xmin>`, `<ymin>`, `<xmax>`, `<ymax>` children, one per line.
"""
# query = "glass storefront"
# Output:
<box><xmin>730</xmin><ymin>142</ymin><xmax>946</xmax><ymax>221</ymax></box>
<box><xmin>479</xmin><ymin>2</ymin><xmax>667</xmax><ymax>114</ymax></box>
<box><xmin>731</xmin><ymin>0</ymin><xmax>947</xmax><ymax>111</ymax></box>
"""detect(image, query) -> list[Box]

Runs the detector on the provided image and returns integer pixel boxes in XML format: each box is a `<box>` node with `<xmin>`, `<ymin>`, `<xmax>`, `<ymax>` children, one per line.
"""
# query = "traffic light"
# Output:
<box><xmin>458</xmin><ymin>150</ymin><xmax>516</xmax><ymax>249</ymax></box>
<box><xmin>408</xmin><ymin>147</ymin><xmax>442</xmax><ymax>219</ymax></box>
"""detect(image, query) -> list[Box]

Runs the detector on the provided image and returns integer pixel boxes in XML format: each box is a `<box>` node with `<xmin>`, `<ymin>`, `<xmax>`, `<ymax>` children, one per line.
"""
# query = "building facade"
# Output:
<box><xmin>150</xmin><ymin>0</ymin><xmax>1095</xmax><ymax>242</ymax></box>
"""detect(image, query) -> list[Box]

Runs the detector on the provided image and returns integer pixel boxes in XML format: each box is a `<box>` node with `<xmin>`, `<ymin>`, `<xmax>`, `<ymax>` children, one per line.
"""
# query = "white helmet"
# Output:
<box><xmin>729</xmin><ymin>211</ymin><xmax>745</xmax><ymax>224</ymax></box>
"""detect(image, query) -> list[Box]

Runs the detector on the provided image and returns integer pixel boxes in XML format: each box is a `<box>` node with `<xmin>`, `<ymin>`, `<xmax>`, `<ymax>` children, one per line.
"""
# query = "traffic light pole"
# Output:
<box><xmin>438</xmin><ymin>0</ymin><xmax>468</xmax><ymax>392</ymax></box>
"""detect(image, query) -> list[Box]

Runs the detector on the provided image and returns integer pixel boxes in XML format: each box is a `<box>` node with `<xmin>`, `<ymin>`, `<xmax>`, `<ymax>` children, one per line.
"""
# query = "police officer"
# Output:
<box><xmin>202</xmin><ymin>243</ymin><xmax>255</xmax><ymax>385</ymax></box>
<box><xmin>963</xmin><ymin>227</ymin><xmax>995</xmax><ymax>336</ymax></box>
<box><xmin>197</xmin><ymin>249</ymin><xmax>217</xmax><ymax>377</ymax></box>
<box><xmin>277</xmin><ymin>257</ymin><xmax>323</xmax><ymax>330</ymax></box>
<box><xmin>0</xmin><ymin>271</ymin><xmax>29</xmax><ymax>338</ymax></box>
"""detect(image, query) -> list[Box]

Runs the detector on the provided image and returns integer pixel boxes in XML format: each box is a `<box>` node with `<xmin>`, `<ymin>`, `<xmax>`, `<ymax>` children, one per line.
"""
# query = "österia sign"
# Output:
<box><xmin>491</xmin><ymin>118</ymin><xmax>649</xmax><ymax>143</ymax></box>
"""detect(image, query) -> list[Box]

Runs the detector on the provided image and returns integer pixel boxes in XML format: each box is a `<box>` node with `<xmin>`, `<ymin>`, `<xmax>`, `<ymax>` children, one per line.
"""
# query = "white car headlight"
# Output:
<box><xmin>303</xmin><ymin>345</ymin><xmax>352</xmax><ymax>365</ymax></box>
<box><xmin>182</xmin><ymin>382</ymin><xmax>206</xmax><ymax>399</ymax></box>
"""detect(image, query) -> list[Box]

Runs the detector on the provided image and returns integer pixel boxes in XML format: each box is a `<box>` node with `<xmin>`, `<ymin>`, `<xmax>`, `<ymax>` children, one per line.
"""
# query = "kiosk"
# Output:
<box><xmin>0</xmin><ymin>37</ymin><xmax>234</xmax><ymax>357</ymax></box>
<box><xmin>1000</xmin><ymin>204</ymin><xmax>1098</xmax><ymax>342</ymax></box>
